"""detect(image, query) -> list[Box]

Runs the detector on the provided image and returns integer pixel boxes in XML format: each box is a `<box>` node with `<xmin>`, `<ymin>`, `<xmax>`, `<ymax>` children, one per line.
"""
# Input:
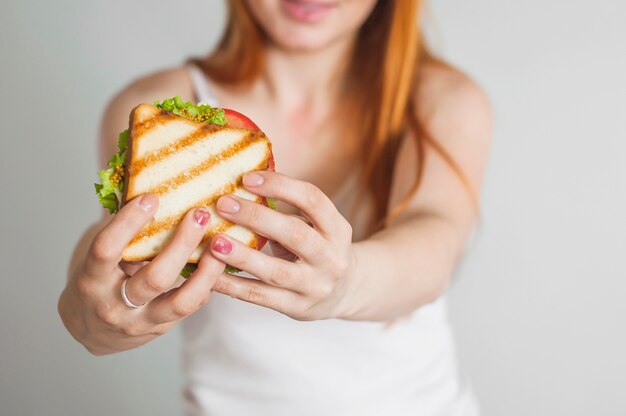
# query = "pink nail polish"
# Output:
<box><xmin>139</xmin><ymin>194</ymin><xmax>155</xmax><ymax>212</ymax></box>
<box><xmin>212</xmin><ymin>237</ymin><xmax>232</xmax><ymax>255</ymax></box>
<box><xmin>243</xmin><ymin>172</ymin><xmax>264</xmax><ymax>187</ymax></box>
<box><xmin>217</xmin><ymin>196</ymin><xmax>240</xmax><ymax>214</ymax></box>
<box><xmin>194</xmin><ymin>209</ymin><xmax>210</xmax><ymax>226</ymax></box>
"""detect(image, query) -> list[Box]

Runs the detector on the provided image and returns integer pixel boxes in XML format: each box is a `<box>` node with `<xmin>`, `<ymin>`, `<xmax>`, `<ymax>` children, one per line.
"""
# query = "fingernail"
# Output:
<box><xmin>217</xmin><ymin>196</ymin><xmax>240</xmax><ymax>214</ymax></box>
<box><xmin>139</xmin><ymin>194</ymin><xmax>155</xmax><ymax>212</ymax></box>
<box><xmin>212</xmin><ymin>237</ymin><xmax>232</xmax><ymax>255</ymax></box>
<box><xmin>243</xmin><ymin>172</ymin><xmax>264</xmax><ymax>187</ymax></box>
<box><xmin>194</xmin><ymin>208</ymin><xmax>210</xmax><ymax>227</ymax></box>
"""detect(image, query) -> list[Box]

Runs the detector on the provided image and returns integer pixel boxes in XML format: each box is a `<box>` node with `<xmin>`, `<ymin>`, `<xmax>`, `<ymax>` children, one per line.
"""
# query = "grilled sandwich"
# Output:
<box><xmin>95</xmin><ymin>97</ymin><xmax>274</xmax><ymax>267</ymax></box>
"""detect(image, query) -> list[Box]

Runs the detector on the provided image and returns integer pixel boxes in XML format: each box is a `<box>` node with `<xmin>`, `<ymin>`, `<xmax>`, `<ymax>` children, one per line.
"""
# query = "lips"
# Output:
<box><xmin>281</xmin><ymin>0</ymin><xmax>337</xmax><ymax>23</ymax></box>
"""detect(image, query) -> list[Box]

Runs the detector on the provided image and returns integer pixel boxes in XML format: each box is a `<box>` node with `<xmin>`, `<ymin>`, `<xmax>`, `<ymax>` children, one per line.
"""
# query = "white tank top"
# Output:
<box><xmin>182</xmin><ymin>65</ymin><xmax>479</xmax><ymax>416</ymax></box>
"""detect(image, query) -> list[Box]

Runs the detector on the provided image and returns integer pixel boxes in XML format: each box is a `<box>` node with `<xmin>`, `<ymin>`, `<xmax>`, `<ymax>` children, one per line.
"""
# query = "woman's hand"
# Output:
<box><xmin>209</xmin><ymin>171</ymin><xmax>358</xmax><ymax>321</ymax></box>
<box><xmin>58</xmin><ymin>194</ymin><xmax>225</xmax><ymax>355</ymax></box>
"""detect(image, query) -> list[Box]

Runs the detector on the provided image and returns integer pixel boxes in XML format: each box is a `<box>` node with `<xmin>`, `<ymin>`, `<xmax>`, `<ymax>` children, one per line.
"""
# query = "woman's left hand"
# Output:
<box><xmin>208</xmin><ymin>171</ymin><xmax>357</xmax><ymax>320</ymax></box>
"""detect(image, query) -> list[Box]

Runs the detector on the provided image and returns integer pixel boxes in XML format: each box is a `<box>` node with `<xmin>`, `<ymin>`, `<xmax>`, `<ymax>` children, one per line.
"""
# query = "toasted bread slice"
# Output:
<box><xmin>121</xmin><ymin>104</ymin><xmax>272</xmax><ymax>262</ymax></box>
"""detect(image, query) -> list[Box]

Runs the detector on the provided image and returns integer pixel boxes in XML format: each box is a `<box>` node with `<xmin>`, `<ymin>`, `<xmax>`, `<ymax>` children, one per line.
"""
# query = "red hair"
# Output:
<box><xmin>193</xmin><ymin>0</ymin><xmax>474</xmax><ymax>234</ymax></box>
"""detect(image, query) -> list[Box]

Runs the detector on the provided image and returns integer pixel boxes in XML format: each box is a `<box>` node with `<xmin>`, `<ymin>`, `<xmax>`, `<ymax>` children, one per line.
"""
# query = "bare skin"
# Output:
<box><xmin>59</xmin><ymin>4</ymin><xmax>491</xmax><ymax>355</ymax></box>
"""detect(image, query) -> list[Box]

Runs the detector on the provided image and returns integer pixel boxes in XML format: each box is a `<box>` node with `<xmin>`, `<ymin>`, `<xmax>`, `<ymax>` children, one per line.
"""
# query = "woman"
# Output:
<box><xmin>59</xmin><ymin>0</ymin><xmax>491</xmax><ymax>414</ymax></box>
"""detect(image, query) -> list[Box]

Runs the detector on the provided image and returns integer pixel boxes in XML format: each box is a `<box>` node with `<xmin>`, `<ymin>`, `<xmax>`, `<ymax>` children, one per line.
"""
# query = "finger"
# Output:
<box><xmin>86</xmin><ymin>194</ymin><xmax>159</xmax><ymax>274</ymax></box>
<box><xmin>241</xmin><ymin>171</ymin><xmax>351</xmax><ymax>240</ymax></box>
<box><xmin>213</xmin><ymin>272</ymin><xmax>300</xmax><ymax>315</ymax></box>
<box><xmin>119</xmin><ymin>261</ymin><xmax>147</xmax><ymax>277</ymax></box>
<box><xmin>146</xmin><ymin>251</ymin><xmax>225</xmax><ymax>324</ymax></box>
<box><xmin>124</xmin><ymin>208</ymin><xmax>211</xmax><ymax>307</ymax></box>
<box><xmin>216</xmin><ymin>195</ymin><xmax>326</xmax><ymax>262</ymax></box>
<box><xmin>210</xmin><ymin>233</ymin><xmax>305</xmax><ymax>292</ymax></box>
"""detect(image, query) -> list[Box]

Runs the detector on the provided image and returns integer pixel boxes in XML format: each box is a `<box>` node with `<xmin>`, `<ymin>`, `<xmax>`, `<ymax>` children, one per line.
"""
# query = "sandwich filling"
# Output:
<box><xmin>94</xmin><ymin>129</ymin><xmax>128</xmax><ymax>214</ymax></box>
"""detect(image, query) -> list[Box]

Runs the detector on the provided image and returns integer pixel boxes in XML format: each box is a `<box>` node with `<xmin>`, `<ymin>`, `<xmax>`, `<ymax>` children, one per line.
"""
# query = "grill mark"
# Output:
<box><xmin>128</xmin><ymin>157</ymin><xmax>270</xmax><ymax>245</ymax></box>
<box><xmin>146</xmin><ymin>131</ymin><xmax>266</xmax><ymax>195</ymax></box>
<box><xmin>129</xmin><ymin>182</ymin><xmax>239</xmax><ymax>245</ymax></box>
<box><xmin>131</xmin><ymin>122</ymin><xmax>225</xmax><ymax>174</ymax></box>
<box><xmin>125</xmin><ymin>222</ymin><xmax>237</xmax><ymax>262</ymax></box>
<box><xmin>134</xmin><ymin>111</ymin><xmax>180</xmax><ymax>135</ymax></box>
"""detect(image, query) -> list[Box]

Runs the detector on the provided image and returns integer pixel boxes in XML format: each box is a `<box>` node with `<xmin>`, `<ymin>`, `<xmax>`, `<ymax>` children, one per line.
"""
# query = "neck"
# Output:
<box><xmin>258</xmin><ymin>38</ymin><xmax>355</xmax><ymax>112</ymax></box>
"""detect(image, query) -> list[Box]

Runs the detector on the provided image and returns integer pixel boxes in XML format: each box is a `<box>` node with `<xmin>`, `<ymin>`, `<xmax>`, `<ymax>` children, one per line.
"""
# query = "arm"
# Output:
<box><xmin>206</xmin><ymin>74</ymin><xmax>492</xmax><ymax>322</ymax></box>
<box><xmin>59</xmin><ymin>68</ymin><xmax>226</xmax><ymax>354</ymax></box>
<box><xmin>345</xmin><ymin>77</ymin><xmax>492</xmax><ymax>320</ymax></box>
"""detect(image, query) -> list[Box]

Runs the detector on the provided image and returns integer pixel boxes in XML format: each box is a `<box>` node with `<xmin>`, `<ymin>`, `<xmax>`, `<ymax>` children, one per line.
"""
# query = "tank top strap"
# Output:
<box><xmin>187</xmin><ymin>64</ymin><xmax>220</xmax><ymax>107</ymax></box>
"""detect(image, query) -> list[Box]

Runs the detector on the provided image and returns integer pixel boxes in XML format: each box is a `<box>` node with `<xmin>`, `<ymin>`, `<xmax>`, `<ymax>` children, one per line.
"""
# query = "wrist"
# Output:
<box><xmin>334</xmin><ymin>242</ymin><xmax>370</xmax><ymax>320</ymax></box>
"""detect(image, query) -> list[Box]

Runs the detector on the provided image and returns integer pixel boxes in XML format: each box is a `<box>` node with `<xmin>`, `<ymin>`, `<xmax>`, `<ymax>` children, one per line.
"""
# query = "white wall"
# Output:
<box><xmin>1</xmin><ymin>1</ymin><xmax>624</xmax><ymax>415</ymax></box>
<box><xmin>431</xmin><ymin>1</ymin><xmax>626</xmax><ymax>415</ymax></box>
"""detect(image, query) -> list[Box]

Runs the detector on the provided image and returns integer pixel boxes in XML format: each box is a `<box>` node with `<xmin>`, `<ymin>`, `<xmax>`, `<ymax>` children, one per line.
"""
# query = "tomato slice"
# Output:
<box><xmin>223</xmin><ymin>108</ymin><xmax>260</xmax><ymax>131</ymax></box>
<box><xmin>257</xmin><ymin>237</ymin><xmax>268</xmax><ymax>251</ymax></box>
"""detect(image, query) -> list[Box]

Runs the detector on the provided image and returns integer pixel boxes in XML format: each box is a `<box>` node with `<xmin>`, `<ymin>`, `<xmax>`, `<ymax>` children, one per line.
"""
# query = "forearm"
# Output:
<box><xmin>341</xmin><ymin>214</ymin><xmax>466</xmax><ymax>321</ymax></box>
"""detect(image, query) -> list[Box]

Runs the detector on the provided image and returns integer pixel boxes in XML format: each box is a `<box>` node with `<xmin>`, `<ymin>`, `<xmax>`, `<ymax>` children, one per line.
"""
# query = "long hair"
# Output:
<box><xmin>194</xmin><ymin>0</ymin><xmax>473</xmax><ymax>234</ymax></box>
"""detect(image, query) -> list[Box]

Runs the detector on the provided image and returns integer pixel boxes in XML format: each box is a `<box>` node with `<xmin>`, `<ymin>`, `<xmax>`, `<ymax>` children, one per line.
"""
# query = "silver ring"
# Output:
<box><xmin>121</xmin><ymin>278</ymin><xmax>143</xmax><ymax>309</ymax></box>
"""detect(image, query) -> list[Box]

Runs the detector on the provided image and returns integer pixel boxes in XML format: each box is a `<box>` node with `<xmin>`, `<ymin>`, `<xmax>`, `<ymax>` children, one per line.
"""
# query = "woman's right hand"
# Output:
<box><xmin>58</xmin><ymin>194</ymin><xmax>225</xmax><ymax>355</ymax></box>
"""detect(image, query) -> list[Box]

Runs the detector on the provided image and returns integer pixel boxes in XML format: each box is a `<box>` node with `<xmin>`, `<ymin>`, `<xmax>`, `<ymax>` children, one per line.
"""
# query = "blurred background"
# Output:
<box><xmin>1</xmin><ymin>0</ymin><xmax>624</xmax><ymax>415</ymax></box>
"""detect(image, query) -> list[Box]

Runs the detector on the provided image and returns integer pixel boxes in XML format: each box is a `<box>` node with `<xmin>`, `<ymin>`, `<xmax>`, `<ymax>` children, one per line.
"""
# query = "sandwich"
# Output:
<box><xmin>95</xmin><ymin>97</ymin><xmax>275</xmax><ymax>276</ymax></box>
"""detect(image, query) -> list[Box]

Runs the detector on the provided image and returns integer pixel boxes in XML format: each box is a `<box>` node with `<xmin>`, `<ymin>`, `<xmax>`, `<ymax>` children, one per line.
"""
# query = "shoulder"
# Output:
<box><xmin>396</xmin><ymin>60</ymin><xmax>493</xmax><ymax>174</ymax></box>
<box><xmin>98</xmin><ymin>66</ymin><xmax>194</xmax><ymax>162</ymax></box>
<box><xmin>104</xmin><ymin>66</ymin><xmax>194</xmax><ymax>128</ymax></box>
<box><xmin>415</xmin><ymin>60</ymin><xmax>492</xmax><ymax>148</ymax></box>
<box><xmin>388</xmin><ymin>61</ymin><xmax>492</xmax><ymax>223</ymax></box>
<box><xmin>115</xmin><ymin>66</ymin><xmax>193</xmax><ymax>103</ymax></box>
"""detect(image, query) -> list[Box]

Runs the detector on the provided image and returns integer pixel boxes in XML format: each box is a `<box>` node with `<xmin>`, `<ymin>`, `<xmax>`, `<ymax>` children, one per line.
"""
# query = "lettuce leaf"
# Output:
<box><xmin>155</xmin><ymin>96</ymin><xmax>226</xmax><ymax>126</ymax></box>
<box><xmin>180</xmin><ymin>263</ymin><xmax>241</xmax><ymax>278</ymax></box>
<box><xmin>224</xmin><ymin>265</ymin><xmax>241</xmax><ymax>274</ymax></box>
<box><xmin>180</xmin><ymin>263</ymin><xmax>197</xmax><ymax>278</ymax></box>
<box><xmin>117</xmin><ymin>129</ymin><xmax>128</xmax><ymax>151</ymax></box>
<box><xmin>266</xmin><ymin>197</ymin><xmax>278</xmax><ymax>210</ymax></box>
<box><xmin>94</xmin><ymin>130</ymin><xmax>128</xmax><ymax>213</ymax></box>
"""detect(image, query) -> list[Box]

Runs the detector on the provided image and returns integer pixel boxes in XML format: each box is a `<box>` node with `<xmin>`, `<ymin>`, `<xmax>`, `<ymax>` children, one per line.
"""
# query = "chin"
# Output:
<box><xmin>245</xmin><ymin>0</ymin><xmax>377</xmax><ymax>53</ymax></box>
<box><xmin>270</xmin><ymin>27</ymin><xmax>342</xmax><ymax>52</ymax></box>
